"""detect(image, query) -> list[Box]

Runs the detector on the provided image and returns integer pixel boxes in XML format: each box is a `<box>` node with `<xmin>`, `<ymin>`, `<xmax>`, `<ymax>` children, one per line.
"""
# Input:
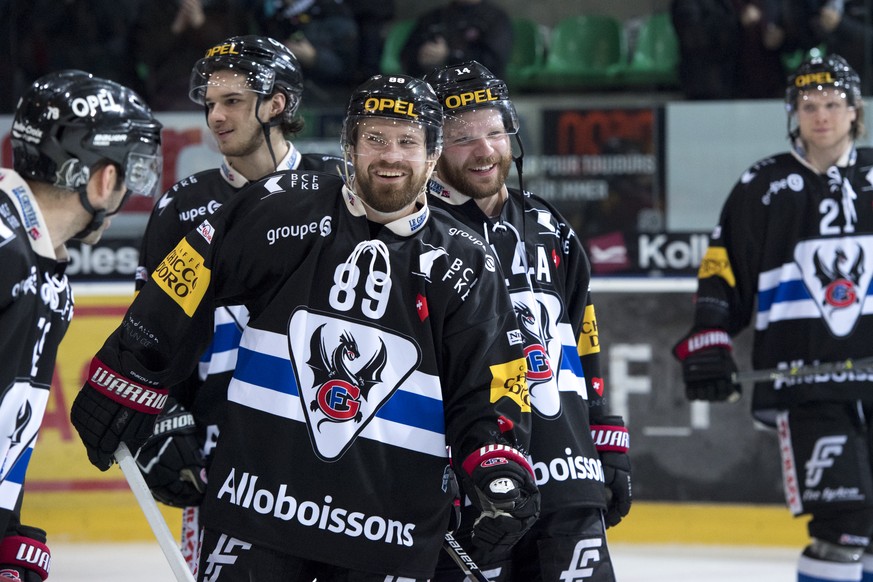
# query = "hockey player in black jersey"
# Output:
<box><xmin>1</xmin><ymin>70</ymin><xmax>162</xmax><ymax>581</ymax></box>
<box><xmin>673</xmin><ymin>54</ymin><xmax>873</xmax><ymax>582</ymax></box>
<box><xmin>423</xmin><ymin>61</ymin><xmax>630</xmax><ymax>582</ymax></box>
<box><xmin>130</xmin><ymin>35</ymin><xmax>351</xmax><ymax>570</ymax></box>
<box><xmin>70</xmin><ymin>73</ymin><xmax>539</xmax><ymax>581</ymax></box>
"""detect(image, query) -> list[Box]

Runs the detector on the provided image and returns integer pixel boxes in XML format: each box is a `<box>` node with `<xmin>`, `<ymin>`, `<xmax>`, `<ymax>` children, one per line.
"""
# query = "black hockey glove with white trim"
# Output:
<box><xmin>673</xmin><ymin>328</ymin><xmax>741</xmax><ymax>402</ymax></box>
<box><xmin>592</xmin><ymin>416</ymin><xmax>632</xmax><ymax>528</ymax></box>
<box><xmin>0</xmin><ymin>523</ymin><xmax>50</xmax><ymax>581</ymax></box>
<box><xmin>460</xmin><ymin>445</ymin><xmax>540</xmax><ymax>556</ymax></box>
<box><xmin>135</xmin><ymin>397</ymin><xmax>207</xmax><ymax>507</ymax></box>
<box><xmin>71</xmin><ymin>358</ymin><xmax>166</xmax><ymax>471</ymax></box>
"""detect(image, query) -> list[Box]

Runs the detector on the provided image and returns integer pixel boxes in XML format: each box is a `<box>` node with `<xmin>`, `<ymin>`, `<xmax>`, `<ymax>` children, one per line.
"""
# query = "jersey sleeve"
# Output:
<box><xmin>694</xmin><ymin>171</ymin><xmax>766</xmax><ymax>334</ymax></box>
<box><xmin>439</xmin><ymin>247</ymin><xmax>532</xmax><ymax>462</ymax></box>
<box><xmin>136</xmin><ymin>190</ymin><xmax>184</xmax><ymax>293</ymax></box>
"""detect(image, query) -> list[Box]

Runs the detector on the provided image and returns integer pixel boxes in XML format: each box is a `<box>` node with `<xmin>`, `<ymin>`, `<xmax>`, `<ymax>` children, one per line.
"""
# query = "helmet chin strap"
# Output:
<box><xmin>255</xmin><ymin>95</ymin><xmax>284</xmax><ymax>170</ymax></box>
<box><xmin>71</xmin><ymin>184</ymin><xmax>107</xmax><ymax>240</ymax></box>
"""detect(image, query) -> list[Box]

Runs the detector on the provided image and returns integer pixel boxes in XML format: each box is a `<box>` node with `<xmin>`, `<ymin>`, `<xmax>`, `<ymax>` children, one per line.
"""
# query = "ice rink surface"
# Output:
<box><xmin>49</xmin><ymin>541</ymin><xmax>799</xmax><ymax>581</ymax></box>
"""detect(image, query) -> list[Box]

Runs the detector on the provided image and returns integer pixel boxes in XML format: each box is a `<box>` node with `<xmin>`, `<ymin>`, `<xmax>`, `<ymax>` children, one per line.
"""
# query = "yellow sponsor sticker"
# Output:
<box><xmin>489</xmin><ymin>357</ymin><xmax>530</xmax><ymax>412</ymax></box>
<box><xmin>697</xmin><ymin>246</ymin><xmax>736</xmax><ymax>287</ymax></box>
<box><xmin>152</xmin><ymin>239</ymin><xmax>210</xmax><ymax>317</ymax></box>
<box><xmin>578</xmin><ymin>304</ymin><xmax>601</xmax><ymax>356</ymax></box>
<box><xmin>443</xmin><ymin>88</ymin><xmax>499</xmax><ymax>109</ymax></box>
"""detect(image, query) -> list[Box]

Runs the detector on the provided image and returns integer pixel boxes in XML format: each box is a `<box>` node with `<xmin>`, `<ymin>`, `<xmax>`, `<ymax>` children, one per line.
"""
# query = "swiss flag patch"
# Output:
<box><xmin>552</xmin><ymin>249</ymin><xmax>561</xmax><ymax>268</ymax></box>
<box><xmin>416</xmin><ymin>293</ymin><xmax>429</xmax><ymax>322</ymax></box>
<box><xmin>591</xmin><ymin>377</ymin><xmax>604</xmax><ymax>397</ymax></box>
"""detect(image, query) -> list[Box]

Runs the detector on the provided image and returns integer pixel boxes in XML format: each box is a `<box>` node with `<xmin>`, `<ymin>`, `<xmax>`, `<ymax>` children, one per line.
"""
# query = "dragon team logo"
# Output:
<box><xmin>510</xmin><ymin>289</ymin><xmax>569</xmax><ymax>418</ymax></box>
<box><xmin>795</xmin><ymin>237</ymin><xmax>873</xmax><ymax>337</ymax></box>
<box><xmin>288</xmin><ymin>310</ymin><xmax>420</xmax><ymax>460</ymax></box>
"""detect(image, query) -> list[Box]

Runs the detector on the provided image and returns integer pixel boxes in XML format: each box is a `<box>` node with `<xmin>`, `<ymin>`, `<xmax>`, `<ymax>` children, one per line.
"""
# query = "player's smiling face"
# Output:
<box><xmin>203</xmin><ymin>70</ymin><xmax>268</xmax><ymax>158</ymax></box>
<box><xmin>436</xmin><ymin>107</ymin><xmax>512</xmax><ymax>200</ymax></box>
<box><xmin>350</xmin><ymin>118</ymin><xmax>435</xmax><ymax>214</ymax></box>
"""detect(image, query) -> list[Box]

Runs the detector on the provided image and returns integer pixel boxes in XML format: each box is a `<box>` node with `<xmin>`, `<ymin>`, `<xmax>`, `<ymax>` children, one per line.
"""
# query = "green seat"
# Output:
<box><xmin>379</xmin><ymin>19</ymin><xmax>416</xmax><ymax>75</ymax></box>
<box><xmin>619</xmin><ymin>12</ymin><xmax>680</xmax><ymax>87</ymax></box>
<box><xmin>530</xmin><ymin>15</ymin><xmax>625</xmax><ymax>90</ymax></box>
<box><xmin>506</xmin><ymin>18</ymin><xmax>547</xmax><ymax>90</ymax></box>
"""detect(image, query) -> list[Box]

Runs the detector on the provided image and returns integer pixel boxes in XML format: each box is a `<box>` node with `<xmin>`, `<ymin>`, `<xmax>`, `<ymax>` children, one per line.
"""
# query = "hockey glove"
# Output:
<box><xmin>591</xmin><ymin>417</ymin><xmax>632</xmax><ymax>528</ymax></box>
<box><xmin>672</xmin><ymin>328</ymin><xmax>741</xmax><ymax>402</ymax></box>
<box><xmin>71</xmin><ymin>358</ymin><xmax>166</xmax><ymax>471</ymax></box>
<box><xmin>136</xmin><ymin>398</ymin><xmax>207</xmax><ymax>507</ymax></box>
<box><xmin>0</xmin><ymin>524</ymin><xmax>50</xmax><ymax>581</ymax></box>
<box><xmin>460</xmin><ymin>445</ymin><xmax>540</xmax><ymax>556</ymax></box>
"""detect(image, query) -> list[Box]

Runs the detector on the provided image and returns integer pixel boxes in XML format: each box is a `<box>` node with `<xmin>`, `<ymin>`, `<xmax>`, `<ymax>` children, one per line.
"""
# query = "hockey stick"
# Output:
<box><xmin>443</xmin><ymin>532</ymin><xmax>492</xmax><ymax>582</ymax></box>
<box><xmin>116</xmin><ymin>442</ymin><xmax>196</xmax><ymax>582</ymax></box>
<box><xmin>732</xmin><ymin>356</ymin><xmax>873</xmax><ymax>384</ymax></box>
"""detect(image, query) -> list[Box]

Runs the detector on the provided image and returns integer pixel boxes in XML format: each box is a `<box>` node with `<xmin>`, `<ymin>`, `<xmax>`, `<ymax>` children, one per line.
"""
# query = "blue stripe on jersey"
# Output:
<box><xmin>560</xmin><ymin>344</ymin><xmax>585</xmax><ymax>376</ymax></box>
<box><xmin>234</xmin><ymin>346</ymin><xmax>444</xmax><ymax>433</ymax></box>
<box><xmin>212</xmin><ymin>321</ymin><xmax>244</xmax><ymax>352</ymax></box>
<box><xmin>234</xmin><ymin>347</ymin><xmax>299</xmax><ymax>395</ymax></box>
<box><xmin>377</xmin><ymin>390</ymin><xmax>444</xmax><ymax>433</ymax></box>
<box><xmin>6</xmin><ymin>447</ymin><xmax>31</xmax><ymax>485</ymax></box>
<box><xmin>758</xmin><ymin>279</ymin><xmax>811</xmax><ymax>312</ymax></box>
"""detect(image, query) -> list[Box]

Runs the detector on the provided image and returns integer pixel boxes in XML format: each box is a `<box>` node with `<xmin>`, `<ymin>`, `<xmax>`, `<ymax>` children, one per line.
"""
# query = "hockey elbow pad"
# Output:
<box><xmin>136</xmin><ymin>398</ymin><xmax>207</xmax><ymax>508</ymax></box>
<box><xmin>592</xmin><ymin>416</ymin><xmax>632</xmax><ymax>528</ymax></box>
<box><xmin>672</xmin><ymin>328</ymin><xmax>741</xmax><ymax>402</ymax></box>
<box><xmin>460</xmin><ymin>445</ymin><xmax>540</xmax><ymax>556</ymax></box>
<box><xmin>71</xmin><ymin>358</ymin><xmax>167</xmax><ymax>471</ymax></box>
<box><xmin>0</xmin><ymin>524</ymin><xmax>50</xmax><ymax>581</ymax></box>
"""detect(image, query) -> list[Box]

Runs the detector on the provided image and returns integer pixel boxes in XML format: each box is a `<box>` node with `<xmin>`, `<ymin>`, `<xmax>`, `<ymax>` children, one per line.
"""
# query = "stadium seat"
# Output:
<box><xmin>379</xmin><ymin>19</ymin><xmax>416</xmax><ymax>75</ymax></box>
<box><xmin>618</xmin><ymin>12</ymin><xmax>680</xmax><ymax>87</ymax></box>
<box><xmin>529</xmin><ymin>15</ymin><xmax>625</xmax><ymax>90</ymax></box>
<box><xmin>506</xmin><ymin>18</ymin><xmax>547</xmax><ymax>90</ymax></box>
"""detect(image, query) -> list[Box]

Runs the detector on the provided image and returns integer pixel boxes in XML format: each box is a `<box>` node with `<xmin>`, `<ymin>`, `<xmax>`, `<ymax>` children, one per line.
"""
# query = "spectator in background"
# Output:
<box><xmin>3</xmin><ymin>0</ymin><xmax>144</xmax><ymax>108</ymax></box>
<box><xmin>809</xmin><ymin>0</ymin><xmax>873</xmax><ymax>82</ymax></box>
<box><xmin>132</xmin><ymin>0</ymin><xmax>259</xmax><ymax>111</ymax></box>
<box><xmin>399</xmin><ymin>0</ymin><xmax>513</xmax><ymax>79</ymax></box>
<box><xmin>345</xmin><ymin>0</ymin><xmax>396</xmax><ymax>83</ymax></box>
<box><xmin>257</xmin><ymin>0</ymin><xmax>360</xmax><ymax>104</ymax></box>
<box><xmin>671</xmin><ymin>0</ymin><xmax>785</xmax><ymax>99</ymax></box>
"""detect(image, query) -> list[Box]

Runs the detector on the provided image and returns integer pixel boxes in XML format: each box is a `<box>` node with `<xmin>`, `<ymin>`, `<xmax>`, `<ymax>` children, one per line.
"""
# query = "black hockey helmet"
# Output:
<box><xmin>189</xmin><ymin>35</ymin><xmax>304</xmax><ymax>123</ymax></box>
<box><xmin>11</xmin><ymin>69</ymin><xmax>163</xmax><ymax>197</ymax></box>
<box><xmin>423</xmin><ymin>60</ymin><xmax>519</xmax><ymax>136</ymax></box>
<box><xmin>785</xmin><ymin>53</ymin><xmax>863</xmax><ymax>138</ymax></box>
<box><xmin>342</xmin><ymin>74</ymin><xmax>443</xmax><ymax>159</ymax></box>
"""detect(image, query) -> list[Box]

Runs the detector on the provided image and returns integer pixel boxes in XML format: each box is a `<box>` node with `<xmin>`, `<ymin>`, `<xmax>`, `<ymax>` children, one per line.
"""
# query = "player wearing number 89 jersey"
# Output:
<box><xmin>71</xmin><ymin>74</ymin><xmax>539</xmax><ymax>581</ymax></box>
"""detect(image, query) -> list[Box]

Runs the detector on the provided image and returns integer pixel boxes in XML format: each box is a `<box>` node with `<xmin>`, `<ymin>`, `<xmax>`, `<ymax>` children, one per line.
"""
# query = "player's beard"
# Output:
<box><xmin>214</xmin><ymin>122</ymin><xmax>264</xmax><ymax>159</ymax></box>
<box><xmin>355</xmin><ymin>160</ymin><xmax>431</xmax><ymax>214</ymax></box>
<box><xmin>437</xmin><ymin>150</ymin><xmax>512</xmax><ymax>200</ymax></box>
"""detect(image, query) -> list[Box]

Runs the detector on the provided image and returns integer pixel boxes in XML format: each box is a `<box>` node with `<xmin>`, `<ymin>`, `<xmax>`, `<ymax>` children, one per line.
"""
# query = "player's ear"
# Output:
<box><xmin>269</xmin><ymin>92</ymin><xmax>286</xmax><ymax>118</ymax></box>
<box><xmin>91</xmin><ymin>163</ymin><xmax>121</xmax><ymax>204</ymax></box>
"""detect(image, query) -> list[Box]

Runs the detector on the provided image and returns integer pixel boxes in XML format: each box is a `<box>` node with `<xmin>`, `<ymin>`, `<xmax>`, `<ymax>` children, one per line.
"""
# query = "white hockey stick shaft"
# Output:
<box><xmin>116</xmin><ymin>442</ymin><xmax>196</xmax><ymax>582</ymax></box>
<box><xmin>443</xmin><ymin>532</ymin><xmax>492</xmax><ymax>582</ymax></box>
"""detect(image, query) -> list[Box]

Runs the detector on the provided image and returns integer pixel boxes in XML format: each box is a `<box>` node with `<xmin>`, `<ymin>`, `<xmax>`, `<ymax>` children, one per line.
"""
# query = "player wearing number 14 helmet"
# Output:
<box><xmin>70</xmin><ymin>73</ymin><xmax>539</xmax><ymax>581</ymax></box>
<box><xmin>673</xmin><ymin>54</ymin><xmax>873</xmax><ymax>582</ymax></box>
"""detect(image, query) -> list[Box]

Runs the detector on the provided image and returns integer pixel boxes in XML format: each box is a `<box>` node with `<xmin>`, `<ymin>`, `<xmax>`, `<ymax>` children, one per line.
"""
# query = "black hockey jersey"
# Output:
<box><xmin>0</xmin><ymin>170</ymin><xmax>73</xmax><ymax>528</ymax></box>
<box><xmin>135</xmin><ymin>144</ymin><xmax>348</xmax><ymax>453</ymax></box>
<box><xmin>694</xmin><ymin>146</ymin><xmax>873</xmax><ymax>425</ymax></box>
<box><xmin>428</xmin><ymin>177</ymin><xmax>608</xmax><ymax>518</ymax></box>
<box><xmin>92</xmin><ymin>171</ymin><xmax>531</xmax><ymax>578</ymax></box>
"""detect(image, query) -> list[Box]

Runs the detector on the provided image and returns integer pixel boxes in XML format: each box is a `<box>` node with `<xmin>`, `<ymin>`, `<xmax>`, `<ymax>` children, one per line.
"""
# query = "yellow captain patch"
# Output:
<box><xmin>698</xmin><ymin>246</ymin><xmax>736</xmax><ymax>287</ymax></box>
<box><xmin>152</xmin><ymin>239</ymin><xmax>211</xmax><ymax>317</ymax></box>
<box><xmin>578</xmin><ymin>304</ymin><xmax>601</xmax><ymax>356</ymax></box>
<box><xmin>489</xmin><ymin>357</ymin><xmax>530</xmax><ymax>412</ymax></box>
